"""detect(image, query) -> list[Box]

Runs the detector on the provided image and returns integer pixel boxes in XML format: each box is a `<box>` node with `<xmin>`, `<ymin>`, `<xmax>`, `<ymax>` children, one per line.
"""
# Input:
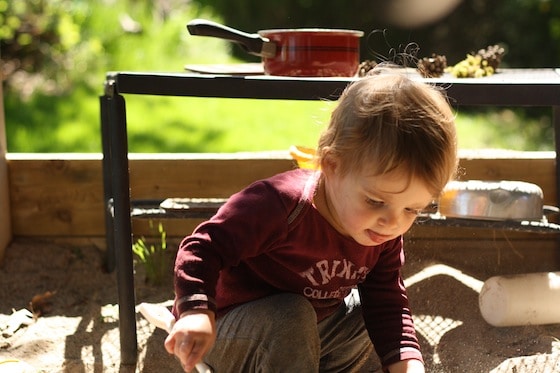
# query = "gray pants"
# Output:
<box><xmin>204</xmin><ymin>290</ymin><xmax>382</xmax><ymax>372</ymax></box>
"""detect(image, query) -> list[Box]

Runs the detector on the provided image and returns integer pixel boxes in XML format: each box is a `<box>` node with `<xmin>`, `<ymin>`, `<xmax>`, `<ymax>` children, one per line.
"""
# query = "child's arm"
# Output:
<box><xmin>164</xmin><ymin>310</ymin><xmax>216</xmax><ymax>372</ymax></box>
<box><xmin>359</xmin><ymin>238</ymin><xmax>424</xmax><ymax>368</ymax></box>
<box><xmin>387</xmin><ymin>358</ymin><xmax>425</xmax><ymax>373</ymax></box>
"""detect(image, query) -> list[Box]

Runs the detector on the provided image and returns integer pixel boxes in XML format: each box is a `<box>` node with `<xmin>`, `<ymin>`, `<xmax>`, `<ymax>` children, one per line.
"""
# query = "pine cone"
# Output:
<box><xmin>357</xmin><ymin>60</ymin><xmax>377</xmax><ymax>77</ymax></box>
<box><xmin>475</xmin><ymin>44</ymin><xmax>505</xmax><ymax>70</ymax></box>
<box><xmin>417</xmin><ymin>54</ymin><xmax>447</xmax><ymax>78</ymax></box>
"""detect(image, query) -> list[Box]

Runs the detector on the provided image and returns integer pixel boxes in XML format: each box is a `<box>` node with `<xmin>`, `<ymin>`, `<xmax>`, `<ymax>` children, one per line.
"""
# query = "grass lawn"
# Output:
<box><xmin>7</xmin><ymin>86</ymin><xmax>552</xmax><ymax>153</ymax></box>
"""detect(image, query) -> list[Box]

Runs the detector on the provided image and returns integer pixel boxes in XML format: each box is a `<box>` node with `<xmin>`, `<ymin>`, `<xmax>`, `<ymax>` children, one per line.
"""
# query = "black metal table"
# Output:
<box><xmin>100</xmin><ymin>68</ymin><xmax>560</xmax><ymax>365</ymax></box>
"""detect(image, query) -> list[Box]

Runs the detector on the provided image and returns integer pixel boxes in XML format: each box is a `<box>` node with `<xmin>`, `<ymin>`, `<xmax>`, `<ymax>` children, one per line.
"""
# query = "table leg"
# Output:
<box><xmin>100</xmin><ymin>95</ymin><xmax>115</xmax><ymax>273</ymax></box>
<box><xmin>554</xmin><ymin>106</ymin><xmax>560</xmax><ymax>266</ymax></box>
<box><xmin>102</xmin><ymin>91</ymin><xmax>138</xmax><ymax>365</ymax></box>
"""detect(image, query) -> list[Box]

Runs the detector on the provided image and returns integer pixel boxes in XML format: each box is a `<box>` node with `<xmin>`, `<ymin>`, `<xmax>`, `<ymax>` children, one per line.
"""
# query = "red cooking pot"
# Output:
<box><xmin>186</xmin><ymin>19</ymin><xmax>364</xmax><ymax>77</ymax></box>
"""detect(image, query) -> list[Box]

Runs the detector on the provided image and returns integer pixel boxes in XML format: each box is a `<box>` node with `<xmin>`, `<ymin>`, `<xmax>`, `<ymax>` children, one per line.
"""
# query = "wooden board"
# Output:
<box><xmin>6</xmin><ymin>151</ymin><xmax>558</xmax><ymax>251</ymax></box>
<box><xmin>7</xmin><ymin>153</ymin><xmax>297</xmax><ymax>239</ymax></box>
<box><xmin>0</xmin><ymin>80</ymin><xmax>11</xmax><ymax>260</ymax></box>
<box><xmin>7</xmin><ymin>154</ymin><xmax>105</xmax><ymax>237</ymax></box>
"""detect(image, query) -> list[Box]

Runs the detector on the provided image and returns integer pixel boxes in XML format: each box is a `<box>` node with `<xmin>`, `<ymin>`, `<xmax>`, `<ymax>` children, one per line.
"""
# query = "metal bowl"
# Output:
<box><xmin>438</xmin><ymin>180</ymin><xmax>544</xmax><ymax>221</ymax></box>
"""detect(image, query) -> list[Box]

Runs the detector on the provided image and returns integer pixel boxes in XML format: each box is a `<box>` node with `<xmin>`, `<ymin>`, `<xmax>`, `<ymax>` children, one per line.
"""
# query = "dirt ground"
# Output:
<box><xmin>1</xmin><ymin>237</ymin><xmax>559</xmax><ymax>373</ymax></box>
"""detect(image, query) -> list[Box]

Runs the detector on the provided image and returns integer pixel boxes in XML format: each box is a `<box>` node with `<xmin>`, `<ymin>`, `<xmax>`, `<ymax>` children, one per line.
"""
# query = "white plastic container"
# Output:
<box><xmin>479</xmin><ymin>272</ymin><xmax>560</xmax><ymax>327</ymax></box>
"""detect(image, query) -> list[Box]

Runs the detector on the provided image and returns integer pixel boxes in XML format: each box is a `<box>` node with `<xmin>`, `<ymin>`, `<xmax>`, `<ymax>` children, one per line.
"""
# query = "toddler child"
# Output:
<box><xmin>165</xmin><ymin>67</ymin><xmax>458</xmax><ymax>373</ymax></box>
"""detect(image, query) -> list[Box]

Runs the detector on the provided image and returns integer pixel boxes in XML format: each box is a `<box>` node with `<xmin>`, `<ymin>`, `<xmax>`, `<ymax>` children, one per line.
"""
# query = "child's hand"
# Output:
<box><xmin>164</xmin><ymin>310</ymin><xmax>216</xmax><ymax>372</ymax></box>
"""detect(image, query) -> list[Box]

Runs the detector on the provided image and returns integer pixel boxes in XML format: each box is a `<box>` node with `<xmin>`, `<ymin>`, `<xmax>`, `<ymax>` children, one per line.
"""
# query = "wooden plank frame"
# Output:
<box><xmin>0</xmin><ymin>78</ymin><xmax>12</xmax><ymax>259</ymax></box>
<box><xmin>5</xmin><ymin>150</ymin><xmax>558</xmax><ymax>249</ymax></box>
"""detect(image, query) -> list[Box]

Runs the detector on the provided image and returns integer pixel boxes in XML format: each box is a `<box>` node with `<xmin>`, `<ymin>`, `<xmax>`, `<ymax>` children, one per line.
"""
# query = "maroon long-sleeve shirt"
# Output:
<box><xmin>173</xmin><ymin>168</ymin><xmax>422</xmax><ymax>366</ymax></box>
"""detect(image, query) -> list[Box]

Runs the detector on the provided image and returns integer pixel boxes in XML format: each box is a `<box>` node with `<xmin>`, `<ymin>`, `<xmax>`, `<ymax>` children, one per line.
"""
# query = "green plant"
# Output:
<box><xmin>132</xmin><ymin>220</ymin><xmax>168</xmax><ymax>286</ymax></box>
<box><xmin>0</xmin><ymin>0</ymin><xmax>104</xmax><ymax>97</ymax></box>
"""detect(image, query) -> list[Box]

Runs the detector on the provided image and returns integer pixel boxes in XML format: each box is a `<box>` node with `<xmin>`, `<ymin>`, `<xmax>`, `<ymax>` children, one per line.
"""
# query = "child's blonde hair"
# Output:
<box><xmin>317</xmin><ymin>68</ymin><xmax>458</xmax><ymax>195</ymax></box>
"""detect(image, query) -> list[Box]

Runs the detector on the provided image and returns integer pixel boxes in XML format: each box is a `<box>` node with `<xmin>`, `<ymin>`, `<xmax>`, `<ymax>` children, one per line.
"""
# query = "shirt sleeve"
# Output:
<box><xmin>172</xmin><ymin>178</ymin><xmax>296</xmax><ymax>317</ymax></box>
<box><xmin>358</xmin><ymin>237</ymin><xmax>423</xmax><ymax>368</ymax></box>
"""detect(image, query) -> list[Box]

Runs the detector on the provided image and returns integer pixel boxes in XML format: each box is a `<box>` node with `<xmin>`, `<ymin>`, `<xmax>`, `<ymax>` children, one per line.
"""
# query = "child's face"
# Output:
<box><xmin>322</xmin><ymin>166</ymin><xmax>434</xmax><ymax>247</ymax></box>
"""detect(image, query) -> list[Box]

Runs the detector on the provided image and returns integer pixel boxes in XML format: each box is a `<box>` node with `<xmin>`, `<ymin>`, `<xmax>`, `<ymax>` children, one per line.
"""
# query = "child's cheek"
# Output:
<box><xmin>348</xmin><ymin>207</ymin><xmax>375</xmax><ymax>229</ymax></box>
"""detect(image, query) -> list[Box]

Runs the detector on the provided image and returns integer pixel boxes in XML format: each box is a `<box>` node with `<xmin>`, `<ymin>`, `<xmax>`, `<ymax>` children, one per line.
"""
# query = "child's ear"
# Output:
<box><xmin>320</xmin><ymin>153</ymin><xmax>340</xmax><ymax>177</ymax></box>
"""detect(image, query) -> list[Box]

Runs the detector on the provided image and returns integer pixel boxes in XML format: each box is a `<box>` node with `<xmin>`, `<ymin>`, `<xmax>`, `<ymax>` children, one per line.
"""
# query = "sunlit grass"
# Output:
<box><xmin>124</xmin><ymin>96</ymin><xmax>331</xmax><ymax>153</ymax></box>
<box><xmin>6</xmin><ymin>87</ymin><xmax>554</xmax><ymax>153</ymax></box>
<box><xmin>454</xmin><ymin>108</ymin><xmax>553</xmax><ymax>151</ymax></box>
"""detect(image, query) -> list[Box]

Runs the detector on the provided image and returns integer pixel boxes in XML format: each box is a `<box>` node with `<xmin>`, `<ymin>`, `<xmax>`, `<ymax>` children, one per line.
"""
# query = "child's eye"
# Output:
<box><xmin>366</xmin><ymin>198</ymin><xmax>384</xmax><ymax>207</ymax></box>
<box><xmin>405</xmin><ymin>207</ymin><xmax>422</xmax><ymax>216</ymax></box>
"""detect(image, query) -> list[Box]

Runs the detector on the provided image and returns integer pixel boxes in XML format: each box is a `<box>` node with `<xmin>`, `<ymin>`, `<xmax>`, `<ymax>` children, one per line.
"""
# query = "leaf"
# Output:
<box><xmin>30</xmin><ymin>290</ymin><xmax>56</xmax><ymax>317</ymax></box>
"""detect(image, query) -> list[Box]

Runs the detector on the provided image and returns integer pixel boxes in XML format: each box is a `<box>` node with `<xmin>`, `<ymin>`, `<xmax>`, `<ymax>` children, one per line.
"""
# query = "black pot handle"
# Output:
<box><xmin>187</xmin><ymin>19</ymin><xmax>276</xmax><ymax>58</ymax></box>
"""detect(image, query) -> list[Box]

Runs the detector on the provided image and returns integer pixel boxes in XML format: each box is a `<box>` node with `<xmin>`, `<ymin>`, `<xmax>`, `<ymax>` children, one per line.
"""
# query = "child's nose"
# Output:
<box><xmin>377</xmin><ymin>210</ymin><xmax>399</xmax><ymax>228</ymax></box>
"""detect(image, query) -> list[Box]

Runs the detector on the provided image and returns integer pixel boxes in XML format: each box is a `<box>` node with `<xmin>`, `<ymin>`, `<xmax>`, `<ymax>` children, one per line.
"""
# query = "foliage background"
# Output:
<box><xmin>1</xmin><ymin>0</ymin><xmax>559</xmax><ymax>152</ymax></box>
